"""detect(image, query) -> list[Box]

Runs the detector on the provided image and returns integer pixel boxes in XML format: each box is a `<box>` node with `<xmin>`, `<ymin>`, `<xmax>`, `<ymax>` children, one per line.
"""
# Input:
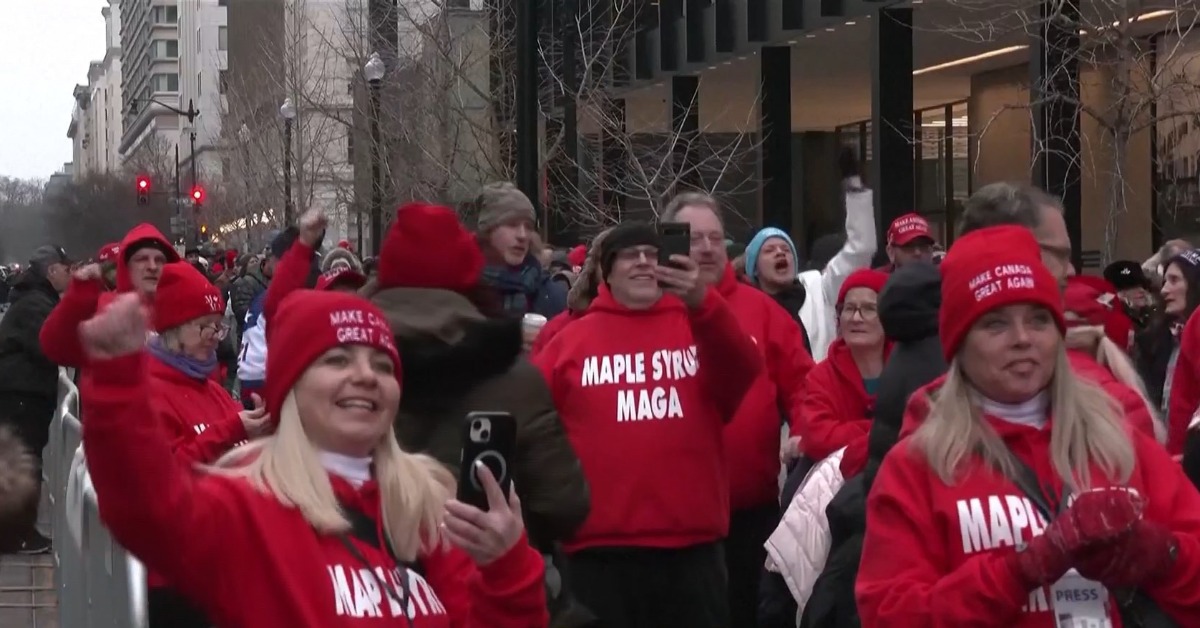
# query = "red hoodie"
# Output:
<box><xmin>1168</xmin><ymin>311</ymin><xmax>1200</xmax><ymax>455</ymax></box>
<box><xmin>82</xmin><ymin>352</ymin><xmax>548</xmax><ymax>628</ymax></box>
<box><xmin>713</xmin><ymin>265</ymin><xmax>814</xmax><ymax>510</ymax></box>
<box><xmin>858</xmin><ymin>416</ymin><xmax>1200</xmax><ymax>627</ymax></box>
<box><xmin>41</xmin><ymin>224</ymin><xmax>180</xmax><ymax>368</ymax></box>
<box><xmin>530</xmin><ymin>310</ymin><xmax>579</xmax><ymax>358</ymax></box>
<box><xmin>534</xmin><ymin>285</ymin><xmax>762</xmax><ymax>552</ymax></box>
<box><xmin>263</xmin><ymin>239</ymin><xmax>316</xmax><ymax>334</ymax></box>
<box><xmin>800</xmin><ymin>339</ymin><xmax>890</xmax><ymax>462</ymax></box>
<box><xmin>898</xmin><ymin>351</ymin><xmax>1160</xmax><ymax>443</ymax></box>
<box><xmin>145</xmin><ymin>355</ymin><xmax>248</xmax><ymax>465</ymax></box>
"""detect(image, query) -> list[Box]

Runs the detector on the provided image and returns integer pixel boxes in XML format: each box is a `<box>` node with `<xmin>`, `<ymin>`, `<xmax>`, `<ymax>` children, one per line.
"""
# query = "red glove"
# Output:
<box><xmin>1073</xmin><ymin>519</ymin><xmax>1179</xmax><ymax>587</ymax></box>
<box><xmin>1013</xmin><ymin>488</ymin><xmax>1145</xmax><ymax>586</ymax></box>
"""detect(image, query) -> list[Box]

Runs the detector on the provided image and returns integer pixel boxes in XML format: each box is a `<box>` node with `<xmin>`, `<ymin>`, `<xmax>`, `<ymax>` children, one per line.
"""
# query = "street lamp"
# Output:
<box><xmin>365</xmin><ymin>52</ymin><xmax>385</xmax><ymax>256</ymax></box>
<box><xmin>280</xmin><ymin>98</ymin><xmax>297</xmax><ymax>224</ymax></box>
<box><xmin>239</xmin><ymin>124</ymin><xmax>253</xmax><ymax>249</ymax></box>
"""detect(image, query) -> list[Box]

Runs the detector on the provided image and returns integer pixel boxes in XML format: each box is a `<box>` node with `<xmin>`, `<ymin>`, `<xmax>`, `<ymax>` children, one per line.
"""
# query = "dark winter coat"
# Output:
<box><xmin>371</xmin><ymin>286</ymin><xmax>590</xmax><ymax>549</ymax></box>
<box><xmin>0</xmin><ymin>270</ymin><xmax>60</xmax><ymax>399</ymax></box>
<box><xmin>768</xmin><ymin>282</ymin><xmax>812</xmax><ymax>355</ymax></box>
<box><xmin>229</xmin><ymin>270</ymin><xmax>267</xmax><ymax>327</ymax></box>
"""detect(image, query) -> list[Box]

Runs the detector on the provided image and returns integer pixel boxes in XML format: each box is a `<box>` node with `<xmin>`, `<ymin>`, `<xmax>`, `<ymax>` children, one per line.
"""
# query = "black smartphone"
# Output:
<box><xmin>457</xmin><ymin>411</ymin><xmax>517</xmax><ymax>511</ymax></box>
<box><xmin>658</xmin><ymin>222</ymin><xmax>691</xmax><ymax>268</ymax></box>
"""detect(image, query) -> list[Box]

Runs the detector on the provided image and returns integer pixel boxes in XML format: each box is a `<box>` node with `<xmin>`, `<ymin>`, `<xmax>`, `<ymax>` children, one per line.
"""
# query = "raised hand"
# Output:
<box><xmin>74</xmin><ymin>263</ymin><xmax>103</xmax><ymax>283</ymax></box>
<box><xmin>655</xmin><ymin>254</ymin><xmax>705</xmax><ymax>309</ymax></box>
<box><xmin>79</xmin><ymin>293</ymin><xmax>148</xmax><ymax>360</ymax></box>
<box><xmin>298</xmin><ymin>209</ymin><xmax>328</xmax><ymax>248</ymax></box>
<box><xmin>1013</xmin><ymin>487</ymin><xmax>1144</xmax><ymax>587</ymax></box>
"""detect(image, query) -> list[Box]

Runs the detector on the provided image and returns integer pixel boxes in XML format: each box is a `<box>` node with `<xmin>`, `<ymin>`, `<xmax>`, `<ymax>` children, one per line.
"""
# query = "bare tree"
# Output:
<box><xmin>0</xmin><ymin>177</ymin><xmax>47</xmax><ymax>263</ymax></box>
<box><xmin>41</xmin><ymin>173</ymin><xmax>173</xmax><ymax>256</ymax></box>
<box><xmin>940</xmin><ymin>0</ymin><xmax>1200</xmax><ymax>262</ymax></box>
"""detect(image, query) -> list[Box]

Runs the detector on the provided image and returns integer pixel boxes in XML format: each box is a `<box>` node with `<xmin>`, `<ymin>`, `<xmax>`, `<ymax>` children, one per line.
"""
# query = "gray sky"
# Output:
<box><xmin>0</xmin><ymin>0</ymin><xmax>106</xmax><ymax>180</ymax></box>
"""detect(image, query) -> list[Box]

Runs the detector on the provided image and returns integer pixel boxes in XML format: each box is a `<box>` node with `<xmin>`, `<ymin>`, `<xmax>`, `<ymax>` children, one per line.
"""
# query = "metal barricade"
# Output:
<box><xmin>49</xmin><ymin>367</ymin><xmax>147</xmax><ymax>628</ymax></box>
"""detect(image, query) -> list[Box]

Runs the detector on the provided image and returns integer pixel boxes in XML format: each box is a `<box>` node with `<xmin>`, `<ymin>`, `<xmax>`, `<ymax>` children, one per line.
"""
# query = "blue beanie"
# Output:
<box><xmin>745</xmin><ymin>227</ymin><xmax>799</xmax><ymax>284</ymax></box>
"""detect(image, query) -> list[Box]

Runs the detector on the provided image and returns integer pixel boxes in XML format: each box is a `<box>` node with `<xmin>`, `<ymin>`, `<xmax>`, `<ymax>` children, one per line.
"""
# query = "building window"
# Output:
<box><xmin>197</xmin><ymin>72</ymin><xmax>203</xmax><ymax>96</ymax></box>
<box><xmin>218</xmin><ymin>0</ymin><xmax>227</xmax><ymax>5</ymax></box>
<box><xmin>152</xmin><ymin>5</ymin><xmax>178</xmax><ymax>24</ymax></box>
<box><xmin>218</xmin><ymin>26</ymin><xmax>228</xmax><ymax>50</ymax></box>
<box><xmin>347</xmin><ymin>133</ymin><xmax>355</xmax><ymax>163</ymax></box>
<box><xmin>151</xmin><ymin>73</ymin><xmax>179</xmax><ymax>93</ymax></box>
<box><xmin>219</xmin><ymin>70</ymin><xmax>228</xmax><ymax>94</ymax></box>
<box><xmin>152</xmin><ymin>39</ymin><xmax>178</xmax><ymax>59</ymax></box>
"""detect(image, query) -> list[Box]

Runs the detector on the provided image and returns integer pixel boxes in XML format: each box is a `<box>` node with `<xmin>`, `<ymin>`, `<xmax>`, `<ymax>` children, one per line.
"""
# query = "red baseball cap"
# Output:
<box><xmin>97</xmin><ymin>242</ymin><xmax>121</xmax><ymax>263</ymax></box>
<box><xmin>887</xmin><ymin>213</ymin><xmax>933</xmax><ymax>247</ymax></box>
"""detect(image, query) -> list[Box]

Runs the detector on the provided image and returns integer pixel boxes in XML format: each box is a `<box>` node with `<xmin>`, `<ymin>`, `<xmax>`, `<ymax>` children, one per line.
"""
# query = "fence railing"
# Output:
<box><xmin>47</xmin><ymin>368</ymin><xmax>147</xmax><ymax>628</ymax></box>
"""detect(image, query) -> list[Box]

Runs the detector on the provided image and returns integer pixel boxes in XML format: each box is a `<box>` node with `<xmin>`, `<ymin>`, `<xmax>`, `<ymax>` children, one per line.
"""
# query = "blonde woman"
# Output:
<box><xmin>857</xmin><ymin>226</ymin><xmax>1200</xmax><ymax>627</ymax></box>
<box><xmin>79</xmin><ymin>290</ymin><xmax>548</xmax><ymax>627</ymax></box>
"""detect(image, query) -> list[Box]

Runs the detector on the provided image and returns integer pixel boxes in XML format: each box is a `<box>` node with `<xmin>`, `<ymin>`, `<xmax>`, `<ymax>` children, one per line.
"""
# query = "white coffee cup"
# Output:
<box><xmin>522</xmin><ymin>313</ymin><xmax>548</xmax><ymax>345</ymax></box>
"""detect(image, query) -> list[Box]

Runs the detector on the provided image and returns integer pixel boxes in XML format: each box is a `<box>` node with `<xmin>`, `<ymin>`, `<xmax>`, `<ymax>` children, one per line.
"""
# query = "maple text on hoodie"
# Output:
<box><xmin>533</xmin><ymin>284</ymin><xmax>762</xmax><ymax>552</ymax></box>
<box><xmin>857</xmin><ymin>416</ymin><xmax>1200</xmax><ymax>627</ymax></box>
<box><xmin>40</xmin><ymin>224</ymin><xmax>179</xmax><ymax>369</ymax></box>
<box><xmin>81</xmin><ymin>352</ymin><xmax>549</xmax><ymax>628</ymax></box>
<box><xmin>711</xmin><ymin>264</ymin><xmax>814</xmax><ymax>510</ymax></box>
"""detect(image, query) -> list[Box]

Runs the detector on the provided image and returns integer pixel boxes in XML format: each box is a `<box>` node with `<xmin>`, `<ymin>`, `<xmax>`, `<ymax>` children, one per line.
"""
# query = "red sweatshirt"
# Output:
<box><xmin>799</xmin><ymin>339</ymin><xmax>889</xmax><ymax>462</ymax></box>
<box><xmin>534</xmin><ymin>285</ymin><xmax>762</xmax><ymax>552</ymax></box>
<box><xmin>82</xmin><ymin>352</ymin><xmax>548</xmax><ymax>628</ymax></box>
<box><xmin>41</xmin><ymin>224</ymin><xmax>178</xmax><ymax>368</ymax></box>
<box><xmin>146</xmin><ymin>355</ymin><xmax>248</xmax><ymax>465</ymax></box>
<box><xmin>263</xmin><ymin>239</ymin><xmax>316</xmax><ymax>336</ymax></box>
<box><xmin>1168</xmin><ymin>310</ymin><xmax>1200</xmax><ymax>454</ymax></box>
<box><xmin>899</xmin><ymin>350</ymin><xmax>1159</xmax><ymax>443</ymax></box>
<box><xmin>714</xmin><ymin>265</ymin><xmax>814</xmax><ymax>510</ymax></box>
<box><xmin>858</xmin><ymin>416</ymin><xmax>1200</xmax><ymax>627</ymax></box>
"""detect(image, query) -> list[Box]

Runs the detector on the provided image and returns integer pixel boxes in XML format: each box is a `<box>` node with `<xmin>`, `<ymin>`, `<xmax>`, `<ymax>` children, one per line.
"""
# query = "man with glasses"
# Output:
<box><xmin>0</xmin><ymin>245</ymin><xmax>74</xmax><ymax>553</ymax></box>
<box><xmin>881</xmin><ymin>213</ymin><xmax>937</xmax><ymax>271</ymax></box>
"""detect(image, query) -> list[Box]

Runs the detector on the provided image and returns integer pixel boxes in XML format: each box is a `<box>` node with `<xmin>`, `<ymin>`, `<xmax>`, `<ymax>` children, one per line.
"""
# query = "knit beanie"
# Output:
<box><xmin>567</xmin><ymin>245</ymin><xmax>587</xmax><ymax>269</ymax></box>
<box><xmin>837</xmin><ymin>268</ymin><xmax>890</xmax><ymax>306</ymax></box>
<box><xmin>475</xmin><ymin>182</ymin><xmax>536</xmax><ymax>233</ymax></box>
<box><xmin>321</xmin><ymin>247</ymin><xmax>364</xmax><ymax>274</ymax></box>
<box><xmin>939</xmin><ymin>225</ymin><xmax>1064</xmax><ymax>361</ymax></box>
<box><xmin>377</xmin><ymin>202</ymin><xmax>483</xmax><ymax>293</ymax></box>
<box><xmin>153</xmin><ymin>263</ymin><xmax>225</xmax><ymax>333</ymax></box>
<box><xmin>1166</xmin><ymin>249</ymin><xmax>1200</xmax><ymax>286</ymax></box>
<box><xmin>264</xmin><ymin>290</ymin><xmax>400</xmax><ymax>422</ymax></box>
<box><xmin>599</xmin><ymin>222</ymin><xmax>660</xmax><ymax>280</ymax></box>
<box><xmin>567</xmin><ymin>227</ymin><xmax>614</xmax><ymax>311</ymax></box>
<box><xmin>745</xmin><ymin>227</ymin><xmax>799</xmax><ymax>285</ymax></box>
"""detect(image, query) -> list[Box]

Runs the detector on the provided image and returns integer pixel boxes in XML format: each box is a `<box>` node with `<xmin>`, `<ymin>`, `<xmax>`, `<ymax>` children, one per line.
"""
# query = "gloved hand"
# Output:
<box><xmin>1073</xmin><ymin>519</ymin><xmax>1178</xmax><ymax>588</ymax></box>
<box><xmin>1013</xmin><ymin>488</ymin><xmax>1145</xmax><ymax>587</ymax></box>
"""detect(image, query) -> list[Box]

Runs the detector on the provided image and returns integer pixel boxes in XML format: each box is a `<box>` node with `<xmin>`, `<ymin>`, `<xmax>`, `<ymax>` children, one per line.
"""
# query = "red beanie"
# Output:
<box><xmin>337</xmin><ymin>239</ymin><xmax>353</xmax><ymax>251</ymax></box>
<box><xmin>376</xmin><ymin>202</ymin><xmax>483</xmax><ymax>293</ymax></box>
<box><xmin>264</xmin><ymin>291</ymin><xmax>400</xmax><ymax>422</ymax></box>
<box><xmin>567</xmin><ymin>245</ymin><xmax>587</xmax><ymax>268</ymax></box>
<box><xmin>315</xmin><ymin>266</ymin><xmax>367</xmax><ymax>292</ymax></box>
<box><xmin>939</xmin><ymin>225</ymin><xmax>1064</xmax><ymax>361</ymax></box>
<box><xmin>153</xmin><ymin>263</ymin><xmax>225</xmax><ymax>332</ymax></box>
<box><xmin>837</xmin><ymin>269</ymin><xmax>889</xmax><ymax>306</ymax></box>
<box><xmin>1064</xmin><ymin>275</ymin><xmax>1134</xmax><ymax>349</ymax></box>
<box><xmin>97</xmin><ymin>243</ymin><xmax>121</xmax><ymax>263</ymax></box>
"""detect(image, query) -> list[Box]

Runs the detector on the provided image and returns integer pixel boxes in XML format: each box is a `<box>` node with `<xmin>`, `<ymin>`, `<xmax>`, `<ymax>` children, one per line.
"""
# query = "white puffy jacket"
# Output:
<box><xmin>763</xmin><ymin>448</ymin><xmax>848</xmax><ymax>619</ymax></box>
<box><xmin>798</xmin><ymin>178</ymin><xmax>877</xmax><ymax>362</ymax></box>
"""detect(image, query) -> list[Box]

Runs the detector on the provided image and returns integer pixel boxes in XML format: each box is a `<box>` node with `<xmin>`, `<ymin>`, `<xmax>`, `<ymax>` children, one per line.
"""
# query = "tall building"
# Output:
<box><xmin>118</xmin><ymin>0</ymin><xmax>183</xmax><ymax>169</ymax></box>
<box><xmin>66</xmin><ymin>1</ymin><xmax>124</xmax><ymax>180</ymax></box>
<box><xmin>178</xmin><ymin>0</ymin><xmax>229</xmax><ymax>189</ymax></box>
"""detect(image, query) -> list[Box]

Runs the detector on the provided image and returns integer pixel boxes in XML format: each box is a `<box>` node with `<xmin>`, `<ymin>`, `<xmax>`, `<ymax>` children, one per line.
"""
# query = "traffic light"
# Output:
<box><xmin>190</xmin><ymin>184</ymin><xmax>206</xmax><ymax>207</ymax></box>
<box><xmin>136</xmin><ymin>175</ymin><xmax>151</xmax><ymax>205</ymax></box>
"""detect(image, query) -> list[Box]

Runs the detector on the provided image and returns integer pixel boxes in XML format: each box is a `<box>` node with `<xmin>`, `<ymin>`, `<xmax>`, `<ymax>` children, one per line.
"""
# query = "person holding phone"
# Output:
<box><xmin>78</xmin><ymin>290</ymin><xmax>548</xmax><ymax>627</ymax></box>
<box><xmin>534</xmin><ymin>221</ymin><xmax>763</xmax><ymax>628</ymax></box>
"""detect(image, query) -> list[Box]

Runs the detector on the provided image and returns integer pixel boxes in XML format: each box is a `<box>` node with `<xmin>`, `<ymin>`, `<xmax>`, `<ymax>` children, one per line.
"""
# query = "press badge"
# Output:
<box><xmin>1050</xmin><ymin>570</ymin><xmax>1111</xmax><ymax>628</ymax></box>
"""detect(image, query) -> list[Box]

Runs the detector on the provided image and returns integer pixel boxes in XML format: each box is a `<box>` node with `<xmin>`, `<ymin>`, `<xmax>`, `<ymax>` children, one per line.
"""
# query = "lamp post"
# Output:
<box><xmin>365</xmin><ymin>52</ymin><xmax>385</xmax><ymax>256</ymax></box>
<box><xmin>238</xmin><ymin>123</ymin><xmax>253</xmax><ymax>248</ymax></box>
<box><xmin>280</xmin><ymin>98</ymin><xmax>297</xmax><ymax>225</ymax></box>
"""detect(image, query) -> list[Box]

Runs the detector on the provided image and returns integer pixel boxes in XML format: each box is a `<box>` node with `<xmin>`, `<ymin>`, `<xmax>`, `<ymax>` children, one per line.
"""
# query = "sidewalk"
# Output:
<box><xmin>0</xmin><ymin>488</ymin><xmax>58</xmax><ymax>628</ymax></box>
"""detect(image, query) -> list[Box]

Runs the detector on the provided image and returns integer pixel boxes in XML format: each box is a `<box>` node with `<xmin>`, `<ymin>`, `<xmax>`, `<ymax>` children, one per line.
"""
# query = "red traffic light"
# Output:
<box><xmin>190</xmin><ymin>185</ymin><xmax>205</xmax><ymax>205</ymax></box>
<box><xmin>136</xmin><ymin>175</ymin><xmax>150</xmax><ymax>191</ymax></box>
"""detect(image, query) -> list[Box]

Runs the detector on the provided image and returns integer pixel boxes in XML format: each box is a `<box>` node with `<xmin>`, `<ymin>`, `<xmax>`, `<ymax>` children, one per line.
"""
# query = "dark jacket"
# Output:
<box><xmin>0</xmin><ymin>270</ymin><xmax>61</xmax><ymax>398</ymax></box>
<box><xmin>229</xmin><ymin>271</ymin><xmax>267</xmax><ymax>327</ymax></box>
<box><xmin>794</xmin><ymin>262</ymin><xmax>945</xmax><ymax>628</ymax></box>
<box><xmin>768</xmin><ymin>282</ymin><xmax>812</xmax><ymax>355</ymax></box>
<box><xmin>371</xmin><ymin>286</ymin><xmax>589</xmax><ymax>549</ymax></box>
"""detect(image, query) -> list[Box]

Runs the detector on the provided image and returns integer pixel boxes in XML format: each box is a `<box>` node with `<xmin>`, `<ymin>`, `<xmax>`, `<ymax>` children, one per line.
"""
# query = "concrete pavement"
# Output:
<box><xmin>0</xmin><ymin>485</ymin><xmax>58</xmax><ymax>628</ymax></box>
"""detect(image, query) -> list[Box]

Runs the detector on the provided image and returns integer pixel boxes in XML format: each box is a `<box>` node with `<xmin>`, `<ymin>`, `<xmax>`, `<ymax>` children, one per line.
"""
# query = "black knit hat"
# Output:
<box><xmin>269</xmin><ymin>227</ymin><xmax>300</xmax><ymax>260</ymax></box>
<box><xmin>599</xmin><ymin>222</ymin><xmax>659</xmax><ymax>279</ymax></box>
<box><xmin>1103</xmin><ymin>260</ymin><xmax>1150</xmax><ymax>291</ymax></box>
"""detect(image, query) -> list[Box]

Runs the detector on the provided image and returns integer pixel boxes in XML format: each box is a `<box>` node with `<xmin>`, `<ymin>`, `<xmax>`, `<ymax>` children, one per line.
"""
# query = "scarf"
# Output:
<box><xmin>481</xmin><ymin>257</ymin><xmax>545</xmax><ymax>317</ymax></box>
<box><xmin>148</xmin><ymin>336</ymin><xmax>218</xmax><ymax>381</ymax></box>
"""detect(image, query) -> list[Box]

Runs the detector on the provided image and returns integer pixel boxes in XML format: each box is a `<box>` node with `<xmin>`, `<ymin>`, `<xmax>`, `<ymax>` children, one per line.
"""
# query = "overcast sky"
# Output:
<box><xmin>0</xmin><ymin>0</ymin><xmax>106</xmax><ymax>180</ymax></box>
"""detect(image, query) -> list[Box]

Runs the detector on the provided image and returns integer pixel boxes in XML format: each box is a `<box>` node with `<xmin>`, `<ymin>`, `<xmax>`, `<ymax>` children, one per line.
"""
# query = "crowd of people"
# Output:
<box><xmin>0</xmin><ymin>153</ymin><xmax>1197</xmax><ymax>627</ymax></box>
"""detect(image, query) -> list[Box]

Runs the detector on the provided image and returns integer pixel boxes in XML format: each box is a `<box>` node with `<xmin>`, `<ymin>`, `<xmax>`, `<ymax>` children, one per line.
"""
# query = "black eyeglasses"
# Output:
<box><xmin>194</xmin><ymin>322</ymin><xmax>229</xmax><ymax>340</ymax></box>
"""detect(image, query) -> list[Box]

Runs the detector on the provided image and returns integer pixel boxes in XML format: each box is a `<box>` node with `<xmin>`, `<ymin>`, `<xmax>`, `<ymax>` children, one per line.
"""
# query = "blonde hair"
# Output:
<box><xmin>211</xmin><ymin>393</ymin><xmax>453</xmax><ymax>562</ymax></box>
<box><xmin>1065</xmin><ymin>325</ymin><xmax>1166</xmax><ymax>444</ymax></box>
<box><xmin>913</xmin><ymin>345</ymin><xmax>1135</xmax><ymax>490</ymax></box>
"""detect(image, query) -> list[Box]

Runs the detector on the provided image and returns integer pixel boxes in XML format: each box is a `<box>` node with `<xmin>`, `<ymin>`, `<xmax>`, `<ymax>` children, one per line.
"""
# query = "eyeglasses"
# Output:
<box><xmin>838</xmin><ymin>304</ymin><xmax>879</xmax><ymax>321</ymax></box>
<box><xmin>194</xmin><ymin>322</ymin><xmax>229</xmax><ymax>340</ymax></box>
